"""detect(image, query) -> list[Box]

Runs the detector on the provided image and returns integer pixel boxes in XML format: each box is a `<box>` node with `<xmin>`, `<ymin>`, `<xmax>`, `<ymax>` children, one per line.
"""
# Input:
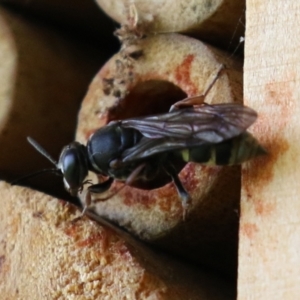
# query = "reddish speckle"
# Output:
<box><xmin>64</xmin><ymin>223</ymin><xmax>78</xmax><ymax>238</ymax></box>
<box><xmin>243</xmin><ymin>78</ymin><xmax>294</xmax><ymax>199</ymax></box>
<box><xmin>241</xmin><ymin>223</ymin><xmax>259</xmax><ymax>239</ymax></box>
<box><xmin>156</xmin><ymin>184</ymin><xmax>181</xmax><ymax>213</ymax></box>
<box><xmin>117</xmin><ymin>179</ymin><xmax>181</xmax><ymax>214</ymax></box>
<box><xmin>254</xmin><ymin>201</ymin><xmax>275</xmax><ymax>217</ymax></box>
<box><xmin>264</xmin><ymin>80</ymin><xmax>293</xmax><ymax>129</ymax></box>
<box><xmin>114</xmin><ymin>164</ymin><xmax>210</xmax><ymax>214</ymax></box>
<box><xmin>156</xmin><ymin>182</ymin><xmax>176</xmax><ymax>199</ymax></box>
<box><xmin>174</xmin><ymin>54</ymin><xmax>197</xmax><ymax>95</ymax></box>
<box><xmin>243</xmin><ymin>135</ymin><xmax>289</xmax><ymax>197</ymax></box>
<box><xmin>180</xmin><ymin>163</ymin><xmax>198</xmax><ymax>193</ymax></box>
<box><xmin>77</xmin><ymin>233</ymin><xmax>103</xmax><ymax>247</ymax></box>
<box><xmin>204</xmin><ymin>165</ymin><xmax>222</xmax><ymax>178</ymax></box>
<box><xmin>114</xmin><ymin>241</ymin><xmax>131</xmax><ymax>259</ymax></box>
<box><xmin>121</xmin><ymin>186</ymin><xmax>155</xmax><ymax>208</ymax></box>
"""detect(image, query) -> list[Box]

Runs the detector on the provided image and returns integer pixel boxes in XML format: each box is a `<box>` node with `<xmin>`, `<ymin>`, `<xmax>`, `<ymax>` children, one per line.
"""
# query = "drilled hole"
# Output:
<box><xmin>108</xmin><ymin>80</ymin><xmax>188</xmax><ymax>189</ymax></box>
<box><xmin>108</xmin><ymin>80</ymin><xmax>187</xmax><ymax>121</ymax></box>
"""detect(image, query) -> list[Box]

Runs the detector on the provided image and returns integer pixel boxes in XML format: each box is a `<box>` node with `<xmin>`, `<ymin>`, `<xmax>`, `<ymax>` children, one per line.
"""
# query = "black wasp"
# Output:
<box><xmin>16</xmin><ymin>99</ymin><xmax>266</xmax><ymax>215</ymax></box>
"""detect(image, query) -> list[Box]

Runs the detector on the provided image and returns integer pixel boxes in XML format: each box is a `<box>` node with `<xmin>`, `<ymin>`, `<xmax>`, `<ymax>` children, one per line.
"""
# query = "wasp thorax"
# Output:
<box><xmin>86</xmin><ymin>123</ymin><xmax>142</xmax><ymax>175</ymax></box>
<box><xmin>58</xmin><ymin>142</ymin><xmax>89</xmax><ymax>196</ymax></box>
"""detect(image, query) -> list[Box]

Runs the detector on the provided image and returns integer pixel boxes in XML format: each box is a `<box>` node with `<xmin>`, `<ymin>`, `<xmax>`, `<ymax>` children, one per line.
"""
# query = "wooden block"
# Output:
<box><xmin>0</xmin><ymin>182</ymin><xmax>234</xmax><ymax>299</ymax></box>
<box><xmin>238</xmin><ymin>0</ymin><xmax>300</xmax><ymax>299</ymax></box>
<box><xmin>76</xmin><ymin>33</ymin><xmax>243</xmax><ymax>276</ymax></box>
<box><xmin>95</xmin><ymin>0</ymin><xmax>245</xmax><ymax>49</ymax></box>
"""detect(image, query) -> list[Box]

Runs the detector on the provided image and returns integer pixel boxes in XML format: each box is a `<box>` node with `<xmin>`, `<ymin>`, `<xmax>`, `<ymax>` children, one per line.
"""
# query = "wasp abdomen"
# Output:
<box><xmin>181</xmin><ymin>141</ymin><xmax>232</xmax><ymax>166</ymax></box>
<box><xmin>229</xmin><ymin>132</ymin><xmax>267</xmax><ymax>165</ymax></box>
<box><xmin>181</xmin><ymin>132</ymin><xmax>266</xmax><ymax>166</ymax></box>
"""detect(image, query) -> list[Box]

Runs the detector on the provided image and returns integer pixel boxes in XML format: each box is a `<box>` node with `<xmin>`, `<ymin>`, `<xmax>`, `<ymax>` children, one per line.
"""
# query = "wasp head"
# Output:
<box><xmin>57</xmin><ymin>142</ymin><xmax>89</xmax><ymax>196</ymax></box>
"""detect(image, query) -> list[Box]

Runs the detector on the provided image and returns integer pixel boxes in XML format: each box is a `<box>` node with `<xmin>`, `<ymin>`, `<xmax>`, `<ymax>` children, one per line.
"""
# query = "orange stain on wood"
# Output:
<box><xmin>121</xmin><ymin>186</ymin><xmax>156</xmax><ymax>208</ymax></box>
<box><xmin>77</xmin><ymin>233</ymin><xmax>104</xmax><ymax>248</ymax></box>
<box><xmin>64</xmin><ymin>220</ymin><xmax>112</xmax><ymax>251</ymax></box>
<box><xmin>243</xmin><ymin>134</ymin><xmax>289</xmax><ymax>193</ymax></box>
<box><xmin>243</xmin><ymin>121</ymin><xmax>289</xmax><ymax>219</ymax></box>
<box><xmin>241</xmin><ymin>73</ymin><xmax>298</xmax><ymax>247</ymax></box>
<box><xmin>119</xmin><ymin>180</ymin><xmax>182</xmax><ymax>217</ymax></box>
<box><xmin>64</xmin><ymin>223</ymin><xmax>78</xmax><ymax>238</ymax></box>
<box><xmin>243</xmin><ymin>76</ymin><xmax>295</xmax><ymax>213</ymax></box>
<box><xmin>174</xmin><ymin>54</ymin><xmax>197</xmax><ymax>95</ymax></box>
<box><xmin>254</xmin><ymin>200</ymin><xmax>275</xmax><ymax>217</ymax></box>
<box><xmin>241</xmin><ymin>222</ymin><xmax>259</xmax><ymax>239</ymax></box>
<box><xmin>114</xmin><ymin>241</ymin><xmax>131</xmax><ymax>259</ymax></box>
<box><xmin>264</xmin><ymin>80</ymin><xmax>294</xmax><ymax>130</ymax></box>
<box><xmin>156</xmin><ymin>186</ymin><xmax>182</xmax><ymax>215</ymax></box>
<box><xmin>180</xmin><ymin>163</ymin><xmax>198</xmax><ymax>193</ymax></box>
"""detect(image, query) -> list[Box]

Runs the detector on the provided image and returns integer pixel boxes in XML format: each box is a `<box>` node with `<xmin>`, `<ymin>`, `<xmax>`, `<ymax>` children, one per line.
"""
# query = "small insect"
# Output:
<box><xmin>13</xmin><ymin>100</ymin><xmax>266</xmax><ymax>217</ymax></box>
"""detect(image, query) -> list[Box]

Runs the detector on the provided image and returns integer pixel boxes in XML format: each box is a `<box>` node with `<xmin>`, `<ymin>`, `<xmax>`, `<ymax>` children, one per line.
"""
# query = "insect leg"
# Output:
<box><xmin>124</xmin><ymin>163</ymin><xmax>146</xmax><ymax>185</ymax></box>
<box><xmin>87</xmin><ymin>177</ymin><xmax>114</xmax><ymax>194</ymax></box>
<box><xmin>81</xmin><ymin>177</ymin><xmax>114</xmax><ymax>214</ymax></box>
<box><xmin>170</xmin><ymin>64</ymin><xmax>225</xmax><ymax>111</ymax></box>
<box><xmin>91</xmin><ymin>163</ymin><xmax>146</xmax><ymax>203</ymax></box>
<box><xmin>164</xmin><ymin>163</ymin><xmax>191</xmax><ymax>220</ymax></box>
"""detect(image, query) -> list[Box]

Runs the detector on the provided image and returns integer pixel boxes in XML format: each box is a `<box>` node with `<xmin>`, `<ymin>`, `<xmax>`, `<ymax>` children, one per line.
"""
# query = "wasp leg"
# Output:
<box><xmin>81</xmin><ymin>177</ymin><xmax>114</xmax><ymax>215</ymax></box>
<box><xmin>92</xmin><ymin>163</ymin><xmax>146</xmax><ymax>203</ymax></box>
<box><xmin>88</xmin><ymin>177</ymin><xmax>114</xmax><ymax>194</ymax></box>
<box><xmin>164</xmin><ymin>163</ymin><xmax>191</xmax><ymax>220</ymax></box>
<box><xmin>170</xmin><ymin>64</ymin><xmax>225</xmax><ymax>111</ymax></box>
<box><xmin>124</xmin><ymin>163</ymin><xmax>146</xmax><ymax>184</ymax></box>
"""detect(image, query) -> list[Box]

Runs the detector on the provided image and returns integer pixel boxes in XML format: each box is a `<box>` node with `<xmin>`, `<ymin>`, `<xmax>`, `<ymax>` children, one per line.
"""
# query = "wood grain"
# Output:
<box><xmin>0</xmin><ymin>182</ymin><xmax>234</xmax><ymax>299</ymax></box>
<box><xmin>238</xmin><ymin>1</ymin><xmax>300</xmax><ymax>299</ymax></box>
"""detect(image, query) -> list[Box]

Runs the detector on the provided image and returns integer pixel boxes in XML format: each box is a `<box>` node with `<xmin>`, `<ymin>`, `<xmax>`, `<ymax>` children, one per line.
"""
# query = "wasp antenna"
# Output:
<box><xmin>27</xmin><ymin>137</ymin><xmax>58</xmax><ymax>166</ymax></box>
<box><xmin>11</xmin><ymin>168</ymin><xmax>61</xmax><ymax>185</ymax></box>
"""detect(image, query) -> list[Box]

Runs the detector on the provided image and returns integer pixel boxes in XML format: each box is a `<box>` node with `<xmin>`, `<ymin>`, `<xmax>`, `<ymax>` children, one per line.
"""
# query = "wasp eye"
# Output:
<box><xmin>58</xmin><ymin>142</ymin><xmax>88</xmax><ymax>196</ymax></box>
<box><xmin>63</xmin><ymin>151</ymin><xmax>77</xmax><ymax>179</ymax></box>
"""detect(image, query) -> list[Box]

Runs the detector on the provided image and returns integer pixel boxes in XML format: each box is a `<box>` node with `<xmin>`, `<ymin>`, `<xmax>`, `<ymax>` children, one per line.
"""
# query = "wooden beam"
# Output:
<box><xmin>238</xmin><ymin>0</ymin><xmax>300</xmax><ymax>298</ymax></box>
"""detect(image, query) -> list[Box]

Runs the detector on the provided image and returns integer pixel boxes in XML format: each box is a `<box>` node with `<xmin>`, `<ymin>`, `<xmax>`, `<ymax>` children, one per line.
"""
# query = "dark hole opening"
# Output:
<box><xmin>108</xmin><ymin>80</ymin><xmax>188</xmax><ymax>190</ymax></box>
<box><xmin>108</xmin><ymin>80</ymin><xmax>187</xmax><ymax>121</ymax></box>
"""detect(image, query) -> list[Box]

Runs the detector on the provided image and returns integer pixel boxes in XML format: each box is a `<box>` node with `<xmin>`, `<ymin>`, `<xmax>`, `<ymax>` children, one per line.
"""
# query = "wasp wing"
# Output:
<box><xmin>121</xmin><ymin>104</ymin><xmax>257</xmax><ymax>143</ymax></box>
<box><xmin>122</xmin><ymin>136</ymin><xmax>204</xmax><ymax>162</ymax></box>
